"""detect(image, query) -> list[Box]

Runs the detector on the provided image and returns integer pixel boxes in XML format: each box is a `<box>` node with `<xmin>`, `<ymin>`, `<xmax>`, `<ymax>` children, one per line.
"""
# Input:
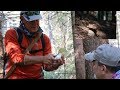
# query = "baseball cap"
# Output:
<box><xmin>20</xmin><ymin>11</ymin><xmax>42</xmax><ymax>21</ymax></box>
<box><xmin>84</xmin><ymin>51</ymin><xmax>95</xmax><ymax>62</ymax></box>
<box><xmin>84</xmin><ymin>44</ymin><xmax>120</xmax><ymax>67</ymax></box>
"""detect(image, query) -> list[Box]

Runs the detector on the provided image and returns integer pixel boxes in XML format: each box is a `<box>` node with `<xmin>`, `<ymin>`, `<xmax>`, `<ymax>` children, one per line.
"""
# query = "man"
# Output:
<box><xmin>84</xmin><ymin>44</ymin><xmax>120</xmax><ymax>79</ymax></box>
<box><xmin>4</xmin><ymin>11</ymin><xmax>64</xmax><ymax>79</ymax></box>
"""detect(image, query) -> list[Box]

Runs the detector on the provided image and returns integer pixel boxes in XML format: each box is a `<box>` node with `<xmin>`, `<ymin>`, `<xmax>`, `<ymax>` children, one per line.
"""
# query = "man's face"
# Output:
<box><xmin>21</xmin><ymin>16</ymin><xmax>39</xmax><ymax>32</ymax></box>
<box><xmin>92</xmin><ymin>61</ymin><xmax>105</xmax><ymax>79</ymax></box>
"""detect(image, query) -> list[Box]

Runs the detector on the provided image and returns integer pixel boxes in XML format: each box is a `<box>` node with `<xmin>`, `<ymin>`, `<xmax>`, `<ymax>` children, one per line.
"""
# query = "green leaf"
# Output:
<box><xmin>58</xmin><ymin>48</ymin><xmax>67</xmax><ymax>57</ymax></box>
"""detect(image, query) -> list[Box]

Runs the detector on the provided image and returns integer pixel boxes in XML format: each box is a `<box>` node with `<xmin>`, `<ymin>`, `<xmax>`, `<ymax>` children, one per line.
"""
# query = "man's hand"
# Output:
<box><xmin>44</xmin><ymin>54</ymin><xmax>65</xmax><ymax>71</ymax></box>
<box><xmin>51</xmin><ymin>54</ymin><xmax>65</xmax><ymax>69</ymax></box>
<box><xmin>42</xmin><ymin>53</ymin><xmax>55</xmax><ymax>65</ymax></box>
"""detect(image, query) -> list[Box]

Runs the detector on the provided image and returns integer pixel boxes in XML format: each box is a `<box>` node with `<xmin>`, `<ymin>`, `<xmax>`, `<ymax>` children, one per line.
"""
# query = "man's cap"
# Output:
<box><xmin>84</xmin><ymin>51</ymin><xmax>95</xmax><ymax>62</ymax></box>
<box><xmin>84</xmin><ymin>44</ymin><xmax>120</xmax><ymax>67</ymax></box>
<box><xmin>20</xmin><ymin>11</ymin><xmax>42</xmax><ymax>21</ymax></box>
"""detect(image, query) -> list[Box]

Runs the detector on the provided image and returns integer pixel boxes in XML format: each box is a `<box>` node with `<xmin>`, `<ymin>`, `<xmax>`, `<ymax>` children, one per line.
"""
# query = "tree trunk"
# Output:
<box><xmin>74</xmin><ymin>38</ymin><xmax>86</xmax><ymax>79</ymax></box>
<box><xmin>72</xmin><ymin>11</ymin><xmax>86</xmax><ymax>79</ymax></box>
<box><xmin>112</xmin><ymin>11</ymin><xmax>116</xmax><ymax>23</ymax></box>
<box><xmin>98</xmin><ymin>11</ymin><xmax>104</xmax><ymax>20</ymax></box>
<box><xmin>48</xmin><ymin>12</ymin><xmax>54</xmax><ymax>44</ymax></box>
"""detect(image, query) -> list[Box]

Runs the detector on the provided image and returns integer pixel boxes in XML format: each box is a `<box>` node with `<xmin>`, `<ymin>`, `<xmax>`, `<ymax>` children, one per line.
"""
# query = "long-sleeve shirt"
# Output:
<box><xmin>4</xmin><ymin>28</ymin><xmax>52</xmax><ymax>79</ymax></box>
<box><xmin>112</xmin><ymin>70</ymin><xmax>120</xmax><ymax>79</ymax></box>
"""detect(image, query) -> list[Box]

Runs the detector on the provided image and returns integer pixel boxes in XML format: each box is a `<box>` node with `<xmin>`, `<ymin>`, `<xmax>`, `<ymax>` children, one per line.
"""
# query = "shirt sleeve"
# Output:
<box><xmin>43</xmin><ymin>34</ymin><xmax>52</xmax><ymax>55</ymax></box>
<box><xmin>42</xmin><ymin>34</ymin><xmax>53</xmax><ymax>71</ymax></box>
<box><xmin>4</xmin><ymin>29</ymin><xmax>25</xmax><ymax>64</ymax></box>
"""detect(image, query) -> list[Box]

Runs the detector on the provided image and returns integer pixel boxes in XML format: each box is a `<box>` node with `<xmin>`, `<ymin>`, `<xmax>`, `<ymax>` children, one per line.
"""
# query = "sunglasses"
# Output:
<box><xmin>21</xmin><ymin>11</ymin><xmax>40</xmax><ymax>16</ymax></box>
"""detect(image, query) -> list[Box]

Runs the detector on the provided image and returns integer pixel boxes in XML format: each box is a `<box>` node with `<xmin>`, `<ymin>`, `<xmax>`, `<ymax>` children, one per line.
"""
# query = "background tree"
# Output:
<box><xmin>75</xmin><ymin>11</ymin><xmax>109</xmax><ymax>79</ymax></box>
<box><xmin>71</xmin><ymin>11</ymin><xmax>85</xmax><ymax>79</ymax></box>
<box><xmin>40</xmin><ymin>11</ymin><xmax>75</xmax><ymax>79</ymax></box>
<box><xmin>112</xmin><ymin>11</ymin><xmax>116</xmax><ymax>22</ymax></box>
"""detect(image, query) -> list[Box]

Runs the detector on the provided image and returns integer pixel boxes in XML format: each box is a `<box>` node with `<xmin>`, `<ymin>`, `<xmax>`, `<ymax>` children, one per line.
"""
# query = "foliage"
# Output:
<box><xmin>40</xmin><ymin>11</ymin><xmax>75</xmax><ymax>79</ymax></box>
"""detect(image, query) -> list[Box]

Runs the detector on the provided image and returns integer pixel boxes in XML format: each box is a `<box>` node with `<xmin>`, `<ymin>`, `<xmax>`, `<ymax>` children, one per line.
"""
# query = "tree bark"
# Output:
<box><xmin>74</xmin><ymin>11</ymin><xmax>109</xmax><ymax>79</ymax></box>
<box><xmin>74</xmin><ymin>38</ymin><xmax>86</xmax><ymax>79</ymax></box>
<box><xmin>72</xmin><ymin>11</ymin><xmax>86</xmax><ymax>79</ymax></box>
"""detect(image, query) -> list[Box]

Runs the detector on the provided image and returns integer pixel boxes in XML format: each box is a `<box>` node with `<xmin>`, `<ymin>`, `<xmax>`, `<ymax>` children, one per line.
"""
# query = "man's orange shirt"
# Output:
<box><xmin>4</xmin><ymin>28</ymin><xmax>52</xmax><ymax>79</ymax></box>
